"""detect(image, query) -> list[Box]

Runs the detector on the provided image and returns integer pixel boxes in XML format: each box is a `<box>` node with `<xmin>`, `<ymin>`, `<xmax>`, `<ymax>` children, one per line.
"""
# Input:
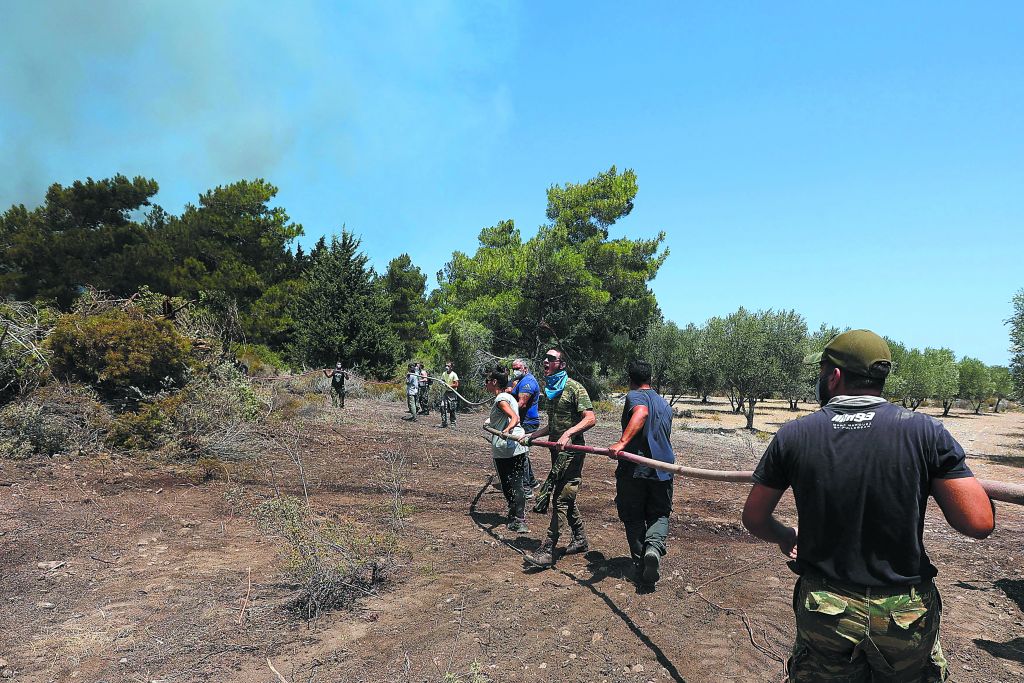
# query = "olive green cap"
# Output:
<box><xmin>803</xmin><ymin>329</ymin><xmax>892</xmax><ymax>379</ymax></box>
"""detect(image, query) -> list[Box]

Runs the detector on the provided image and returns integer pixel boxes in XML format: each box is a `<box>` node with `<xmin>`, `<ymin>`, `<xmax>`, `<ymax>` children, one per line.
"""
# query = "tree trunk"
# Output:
<box><xmin>974</xmin><ymin>401</ymin><xmax>982</xmax><ymax>415</ymax></box>
<box><xmin>942</xmin><ymin>400</ymin><xmax>953</xmax><ymax>416</ymax></box>
<box><xmin>994</xmin><ymin>397</ymin><xmax>1002</xmax><ymax>413</ymax></box>
<box><xmin>701</xmin><ymin>394</ymin><xmax>709</xmax><ymax>404</ymax></box>
<box><xmin>745</xmin><ymin>397</ymin><xmax>756</xmax><ymax>430</ymax></box>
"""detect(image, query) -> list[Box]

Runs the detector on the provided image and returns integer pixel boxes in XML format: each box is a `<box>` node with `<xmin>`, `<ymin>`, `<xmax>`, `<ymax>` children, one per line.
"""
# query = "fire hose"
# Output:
<box><xmin>482</xmin><ymin>425</ymin><xmax>1024</xmax><ymax>506</ymax></box>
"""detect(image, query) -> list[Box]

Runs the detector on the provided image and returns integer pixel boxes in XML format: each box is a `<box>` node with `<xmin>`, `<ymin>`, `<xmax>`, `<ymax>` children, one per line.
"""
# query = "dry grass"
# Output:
<box><xmin>28</xmin><ymin>613</ymin><xmax>136</xmax><ymax>672</ymax></box>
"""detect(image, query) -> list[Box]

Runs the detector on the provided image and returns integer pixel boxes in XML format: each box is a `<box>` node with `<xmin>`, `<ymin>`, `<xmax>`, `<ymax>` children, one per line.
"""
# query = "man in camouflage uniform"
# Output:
<box><xmin>742</xmin><ymin>330</ymin><xmax>995</xmax><ymax>681</ymax></box>
<box><xmin>523</xmin><ymin>348</ymin><xmax>596</xmax><ymax>568</ymax></box>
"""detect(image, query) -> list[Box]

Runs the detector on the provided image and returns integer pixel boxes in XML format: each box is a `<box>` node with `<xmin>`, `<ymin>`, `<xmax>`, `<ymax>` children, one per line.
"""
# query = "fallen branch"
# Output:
<box><xmin>237</xmin><ymin>567</ymin><xmax>252</xmax><ymax>625</ymax></box>
<box><xmin>267</xmin><ymin>657</ymin><xmax>289</xmax><ymax>683</ymax></box>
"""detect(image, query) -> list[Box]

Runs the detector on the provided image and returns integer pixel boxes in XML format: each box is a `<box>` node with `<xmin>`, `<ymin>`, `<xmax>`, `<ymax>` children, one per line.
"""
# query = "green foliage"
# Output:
<box><xmin>232</xmin><ymin>342</ymin><xmax>288</xmax><ymax>376</ymax></box>
<box><xmin>686</xmin><ymin>323</ymin><xmax>722</xmax><ymax>402</ymax></box>
<box><xmin>423</xmin><ymin>312</ymin><xmax>494</xmax><ymax>403</ymax></box>
<box><xmin>712</xmin><ymin>307</ymin><xmax>807</xmax><ymax>428</ymax></box>
<box><xmin>47</xmin><ymin>308</ymin><xmax>191</xmax><ymax>397</ymax></box>
<box><xmin>957</xmin><ymin>357</ymin><xmax>992</xmax><ymax>414</ymax></box>
<box><xmin>433</xmin><ymin>167</ymin><xmax>667</xmax><ymax>391</ymax></box>
<box><xmin>108</xmin><ymin>393</ymin><xmax>182</xmax><ymax>450</ymax></box>
<box><xmin>990</xmin><ymin>365</ymin><xmax>1014</xmax><ymax>412</ymax></box>
<box><xmin>636</xmin><ymin>319</ymin><xmax>689</xmax><ymax>397</ymax></box>
<box><xmin>1009</xmin><ymin>289</ymin><xmax>1024</xmax><ymax>400</ymax></box>
<box><xmin>291</xmin><ymin>232</ymin><xmax>403</xmax><ymax>379</ymax></box>
<box><xmin>0</xmin><ymin>175</ymin><xmax>161</xmax><ymax>306</ymax></box>
<box><xmin>927</xmin><ymin>348</ymin><xmax>960</xmax><ymax>416</ymax></box>
<box><xmin>383</xmin><ymin>254</ymin><xmax>431</xmax><ymax>359</ymax></box>
<box><xmin>882</xmin><ymin>338</ymin><xmax>910</xmax><ymax>404</ymax></box>
<box><xmin>545</xmin><ymin>165</ymin><xmax>638</xmax><ymax>243</ymax></box>
<box><xmin>159</xmin><ymin>179</ymin><xmax>303</xmax><ymax>313</ymax></box>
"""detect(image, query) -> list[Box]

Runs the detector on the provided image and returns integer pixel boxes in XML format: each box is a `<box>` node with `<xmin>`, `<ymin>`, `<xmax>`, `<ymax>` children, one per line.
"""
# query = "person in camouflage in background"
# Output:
<box><xmin>522</xmin><ymin>348</ymin><xmax>596</xmax><ymax>569</ymax></box>
<box><xmin>742</xmin><ymin>330</ymin><xmax>995</xmax><ymax>682</ymax></box>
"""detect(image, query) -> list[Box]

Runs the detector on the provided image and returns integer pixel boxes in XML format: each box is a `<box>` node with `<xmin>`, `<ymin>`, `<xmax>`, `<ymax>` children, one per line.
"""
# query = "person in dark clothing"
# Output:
<box><xmin>417</xmin><ymin>363</ymin><xmax>430</xmax><ymax>415</ymax></box>
<box><xmin>608</xmin><ymin>359</ymin><xmax>675</xmax><ymax>588</ymax></box>
<box><xmin>742</xmin><ymin>329</ymin><xmax>994</xmax><ymax>682</ymax></box>
<box><xmin>323</xmin><ymin>362</ymin><xmax>348</xmax><ymax>408</ymax></box>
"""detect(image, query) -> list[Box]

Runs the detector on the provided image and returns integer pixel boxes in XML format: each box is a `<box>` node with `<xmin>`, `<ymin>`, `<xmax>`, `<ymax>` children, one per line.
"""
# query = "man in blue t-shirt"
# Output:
<box><xmin>509</xmin><ymin>358</ymin><xmax>541</xmax><ymax>492</ymax></box>
<box><xmin>742</xmin><ymin>329</ymin><xmax>994</xmax><ymax>681</ymax></box>
<box><xmin>608</xmin><ymin>359</ymin><xmax>675</xmax><ymax>589</ymax></box>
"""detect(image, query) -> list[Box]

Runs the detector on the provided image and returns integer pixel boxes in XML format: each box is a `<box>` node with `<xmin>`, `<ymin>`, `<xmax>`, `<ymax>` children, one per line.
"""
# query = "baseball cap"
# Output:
<box><xmin>804</xmin><ymin>329</ymin><xmax>892</xmax><ymax>379</ymax></box>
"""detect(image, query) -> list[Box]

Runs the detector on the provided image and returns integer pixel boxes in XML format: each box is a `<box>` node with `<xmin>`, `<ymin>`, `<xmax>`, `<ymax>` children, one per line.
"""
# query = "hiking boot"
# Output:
<box><xmin>506</xmin><ymin>519</ymin><xmax>529</xmax><ymax>534</ymax></box>
<box><xmin>524</xmin><ymin>540</ymin><xmax>555</xmax><ymax>568</ymax></box>
<box><xmin>564</xmin><ymin>533</ymin><xmax>589</xmax><ymax>555</ymax></box>
<box><xmin>642</xmin><ymin>547</ymin><xmax>661</xmax><ymax>585</ymax></box>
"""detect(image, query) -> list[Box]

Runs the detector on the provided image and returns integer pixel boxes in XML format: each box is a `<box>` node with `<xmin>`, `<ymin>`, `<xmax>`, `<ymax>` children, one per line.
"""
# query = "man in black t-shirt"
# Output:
<box><xmin>742</xmin><ymin>330</ymin><xmax>994</xmax><ymax>682</ymax></box>
<box><xmin>323</xmin><ymin>362</ymin><xmax>348</xmax><ymax>408</ymax></box>
<box><xmin>608</xmin><ymin>360</ymin><xmax>675</xmax><ymax>589</ymax></box>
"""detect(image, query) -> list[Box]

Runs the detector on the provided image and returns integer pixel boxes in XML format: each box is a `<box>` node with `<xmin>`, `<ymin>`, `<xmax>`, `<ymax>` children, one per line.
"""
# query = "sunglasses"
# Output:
<box><xmin>543</xmin><ymin>355</ymin><xmax>561</xmax><ymax>363</ymax></box>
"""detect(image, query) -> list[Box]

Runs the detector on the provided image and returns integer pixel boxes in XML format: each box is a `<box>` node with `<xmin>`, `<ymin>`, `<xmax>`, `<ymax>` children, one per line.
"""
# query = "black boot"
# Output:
<box><xmin>524</xmin><ymin>540</ymin><xmax>555</xmax><ymax>568</ymax></box>
<box><xmin>564</xmin><ymin>531</ymin><xmax>589</xmax><ymax>555</ymax></box>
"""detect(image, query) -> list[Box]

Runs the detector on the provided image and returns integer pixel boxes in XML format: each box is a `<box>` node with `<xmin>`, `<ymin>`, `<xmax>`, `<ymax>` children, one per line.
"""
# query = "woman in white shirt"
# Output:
<box><xmin>485</xmin><ymin>370</ymin><xmax>530</xmax><ymax>533</ymax></box>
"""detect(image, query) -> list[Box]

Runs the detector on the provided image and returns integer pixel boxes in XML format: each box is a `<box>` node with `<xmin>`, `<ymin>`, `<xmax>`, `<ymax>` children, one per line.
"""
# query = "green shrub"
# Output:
<box><xmin>47</xmin><ymin>309</ymin><xmax>191</xmax><ymax>397</ymax></box>
<box><xmin>232</xmin><ymin>343</ymin><xmax>287</xmax><ymax>376</ymax></box>
<box><xmin>108</xmin><ymin>393</ymin><xmax>183</xmax><ymax>450</ymax></box>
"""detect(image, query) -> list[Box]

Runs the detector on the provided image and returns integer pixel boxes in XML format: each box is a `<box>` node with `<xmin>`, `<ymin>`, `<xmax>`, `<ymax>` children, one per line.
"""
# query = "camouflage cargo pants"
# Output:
<box><xmin>547</xmin><ymin>477</ymin><xmax>585</xmax><ymax>545</ymax></box>
<box><xmin>789</xmin><ymin>575</ymin><xmax>949</xmax><ymax>682</ymax></box>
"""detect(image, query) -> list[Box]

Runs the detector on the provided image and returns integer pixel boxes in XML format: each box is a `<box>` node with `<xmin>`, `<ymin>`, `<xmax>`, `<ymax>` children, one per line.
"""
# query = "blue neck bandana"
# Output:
<box><xmin>544</xmin><ymin>370</ymin><xmax>568</xmax><ymax>401</ymax></box>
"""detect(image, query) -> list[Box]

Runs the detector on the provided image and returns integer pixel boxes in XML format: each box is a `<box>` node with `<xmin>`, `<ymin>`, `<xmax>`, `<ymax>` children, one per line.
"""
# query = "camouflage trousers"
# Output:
<box><xmin>546</xmin><ymin>476</ymin><xmax>585</xmax><ymax>545</ymax></box>
<box><xmin>788</xmin><ymin>575</ymin><xmax>949</xmax><ymax>682</ymax></box>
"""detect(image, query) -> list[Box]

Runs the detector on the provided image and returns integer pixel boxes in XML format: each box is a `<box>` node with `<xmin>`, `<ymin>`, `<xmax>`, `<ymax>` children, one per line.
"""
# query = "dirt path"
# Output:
<box><xmin>1</xmin><ymin>398</ymin><xmax>1021</xmax><ymax>682</ymax></box>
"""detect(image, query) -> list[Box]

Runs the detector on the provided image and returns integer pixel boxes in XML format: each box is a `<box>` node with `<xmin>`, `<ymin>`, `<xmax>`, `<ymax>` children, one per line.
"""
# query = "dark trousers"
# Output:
<box><xmin>614</xmin><ymin>473</ymin><xmax>672</xmax><ymax>565</ymax></box>
<box><xmin>418</xmin><ymin>386</ymin><xmax>430</xmax><ymax>413</ymax></box>
<box><xmin>522</xmin><ymin>420</ymin><xmax>539</xmax><ymax>488</ymax></box>
<box><xmin>494</xmin><ymin>454</ymin><xmax>526</xmax><ymax>521</ymax></box>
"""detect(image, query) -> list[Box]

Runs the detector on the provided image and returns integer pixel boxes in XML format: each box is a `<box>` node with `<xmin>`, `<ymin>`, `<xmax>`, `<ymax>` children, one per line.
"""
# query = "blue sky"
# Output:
<box><xmin>2</xmin><ymin>2</ymin><xmax>1021</xmax><ymax>364</ymax></box>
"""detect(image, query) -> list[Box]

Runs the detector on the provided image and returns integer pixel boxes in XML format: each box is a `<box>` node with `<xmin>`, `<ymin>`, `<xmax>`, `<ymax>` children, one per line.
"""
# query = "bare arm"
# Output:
<box><xmin>742</xmin><ymin>483</ymin><xmax>798</xmax><ymax>559</ymax></box>
<box><xmin>517</xmin><ymin>391</ymin><xmax>531</xmax><ymax>411</ymax></box>
<box><xmin>555</xmin><ymin>409</ymin><xmax>597</xmax><ymax>450</ymax></box>
<box><xmin>931</xmin><ymin>476</ymin><xmax>995</xmax><ymax>539</ymax></box>
<box><xmin>497</xmin><ymin>399</ymin><xmax>520</xmax><ymax>433</ymax></box>
<box><xmin>609</xmin><ymin>405</ymin><xmax>648</xmax><ymax>455</ymax></box>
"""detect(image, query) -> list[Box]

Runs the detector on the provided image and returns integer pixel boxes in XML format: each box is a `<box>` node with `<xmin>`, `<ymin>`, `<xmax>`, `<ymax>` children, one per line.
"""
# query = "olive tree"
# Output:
<box><xmin>958</xmin><ymin>357</ymin><xmax>993</xmax><ymax>414</ymax></box>
<box><xmin>990</xmin><ymin>365</ymin><xmax>1014</xmax><ymax>413</ymax></box>
<box><xmin>715</xmin><ymin>308</ymin><xmax>806</xmax><ymax>429</ymax></box>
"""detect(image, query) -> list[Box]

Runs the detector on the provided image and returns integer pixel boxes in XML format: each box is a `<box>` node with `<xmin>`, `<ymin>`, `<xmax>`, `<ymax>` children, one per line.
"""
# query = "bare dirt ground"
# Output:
<box><xmin>1</xmin><ymin>396</ymin><xmax>1022</xmax><ymax>683</ymax></box>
